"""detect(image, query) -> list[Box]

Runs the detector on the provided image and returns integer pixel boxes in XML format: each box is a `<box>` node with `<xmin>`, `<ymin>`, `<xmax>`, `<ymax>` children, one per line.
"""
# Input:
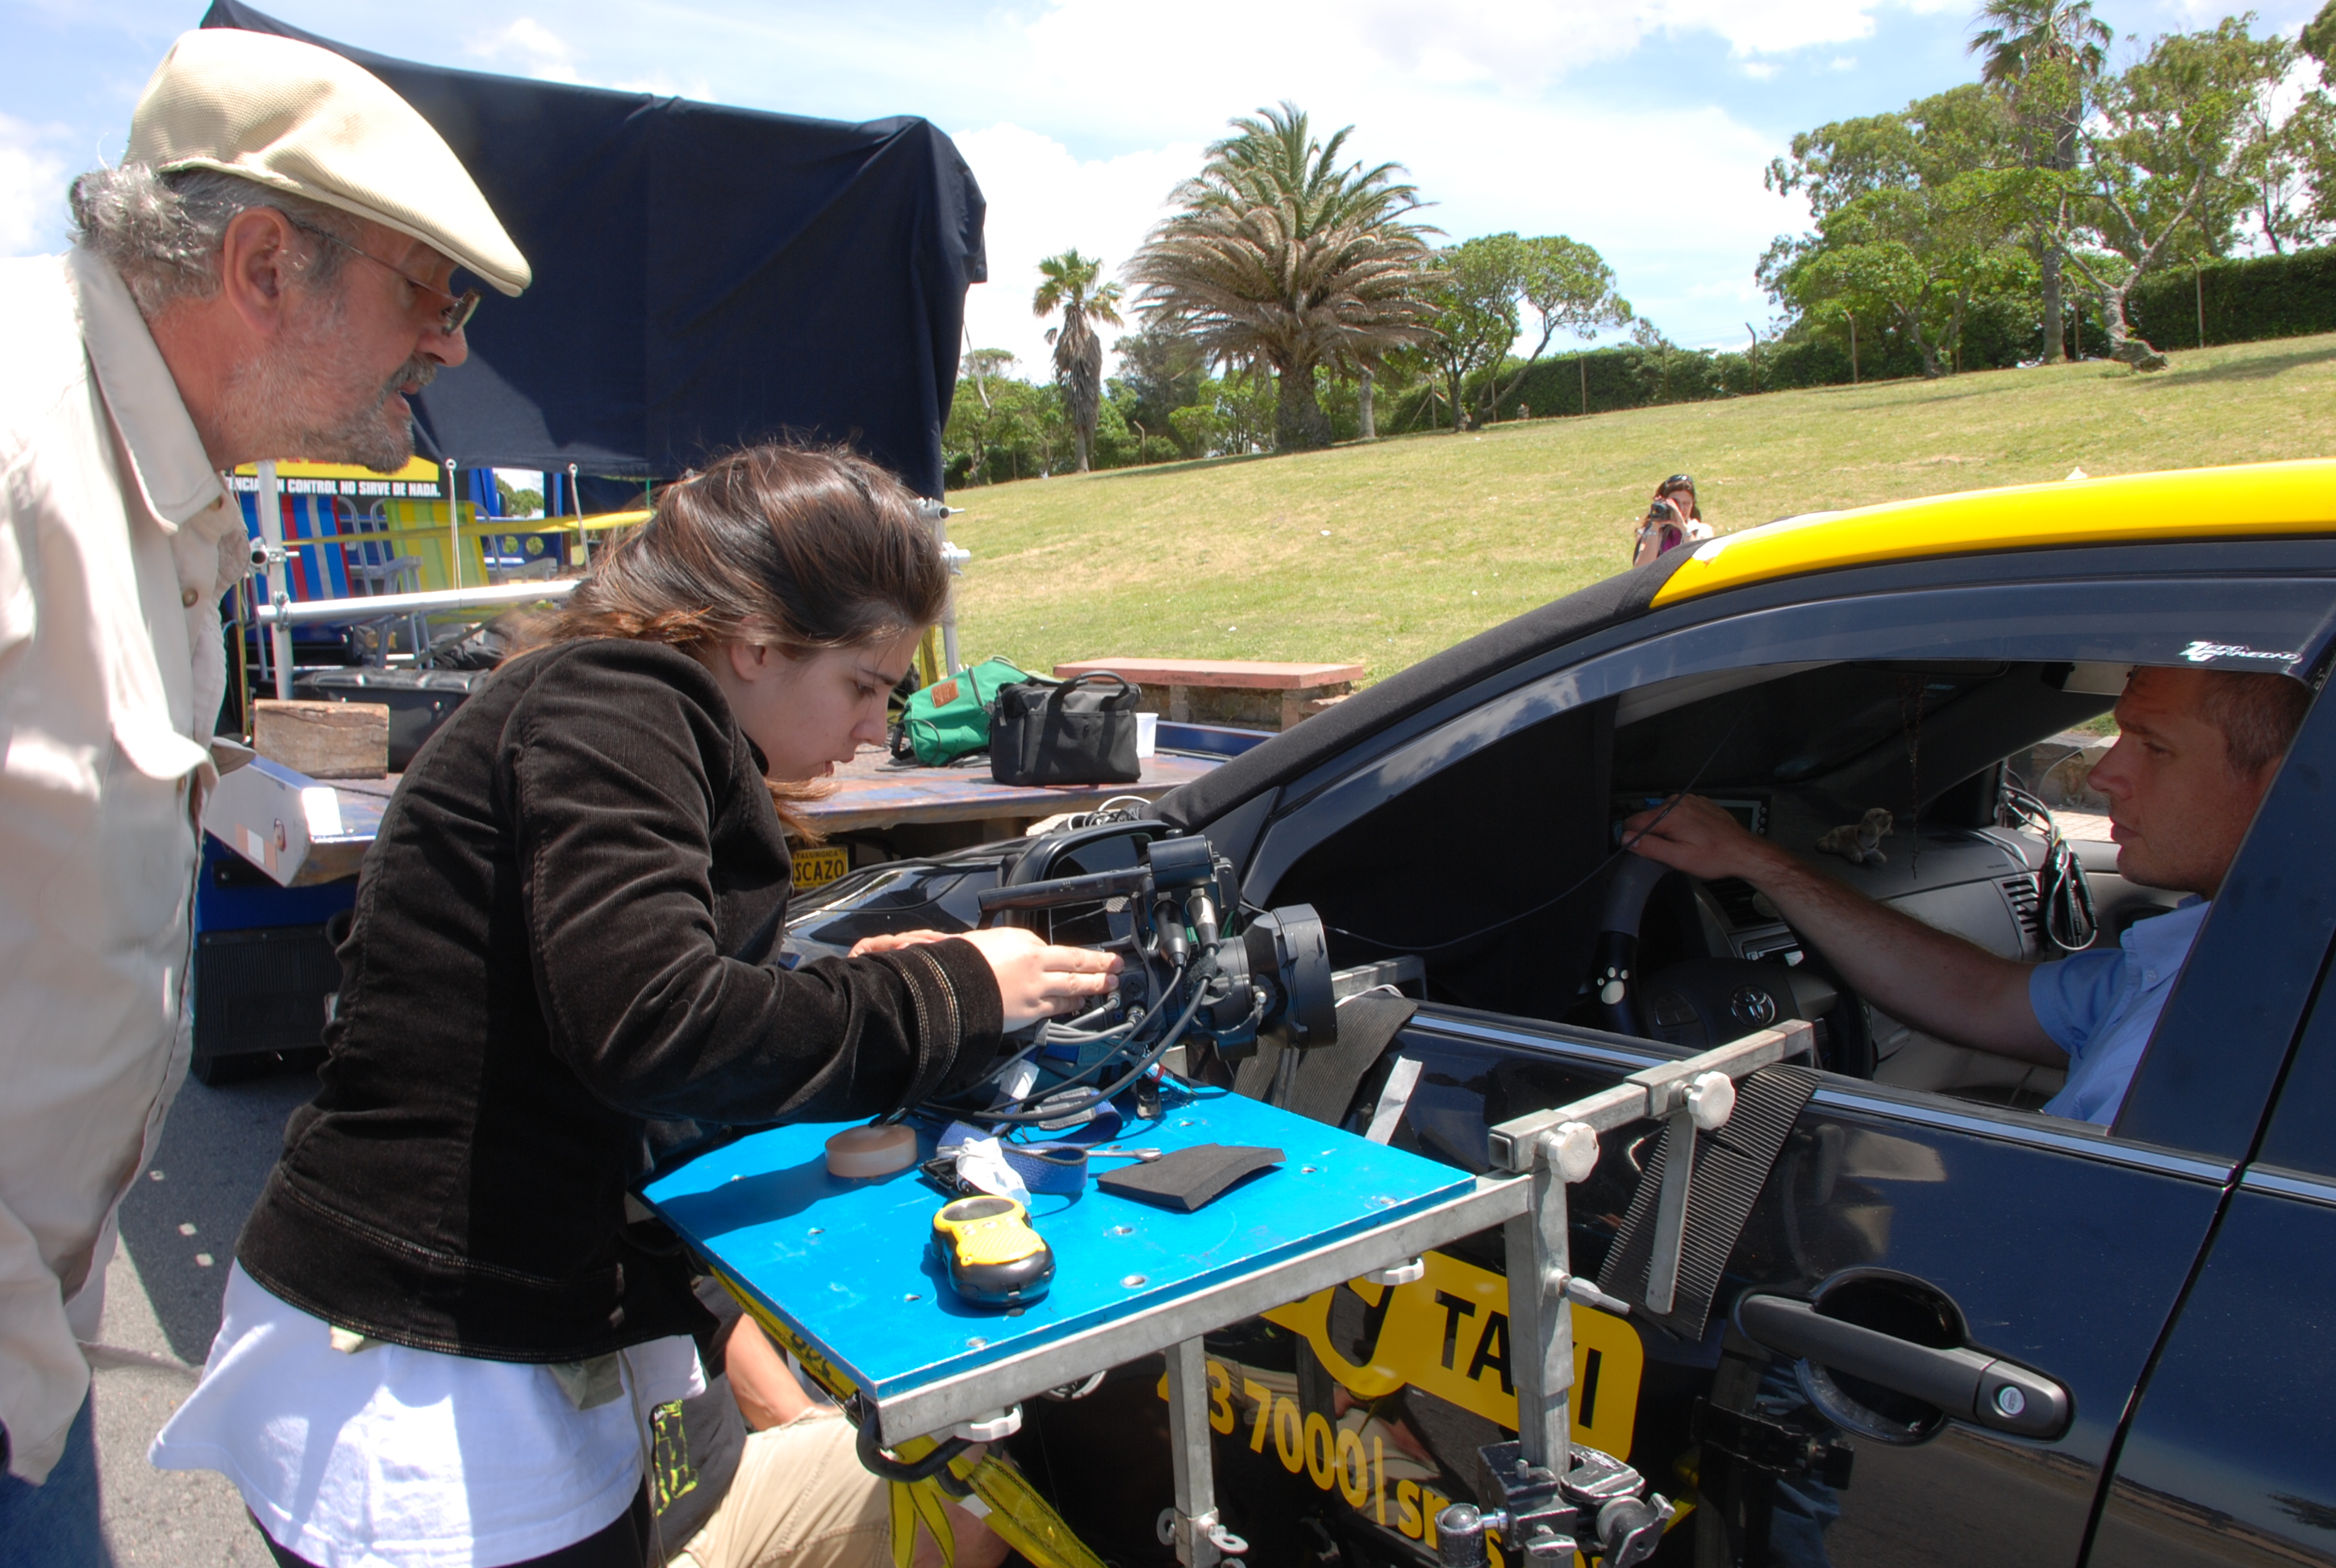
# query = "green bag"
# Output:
<box><xmin>899</xmin><ymin>656</ymin><xmax>1042</xmax><ymax>765</ymax></box>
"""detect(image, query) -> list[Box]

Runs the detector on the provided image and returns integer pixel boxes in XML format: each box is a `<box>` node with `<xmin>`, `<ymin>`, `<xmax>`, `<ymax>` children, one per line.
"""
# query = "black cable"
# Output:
<box><xmin>1329</xmin><ymin>711</ymin><xmax>1749</xmax><ymax>957</ymax></box>
<box><xmin>916</xmin><ymin>949</ymin><xmax>1187</xmax><ymax>1121</ymax></box>
<box><xmin>2000</xmin><ymin>783</ymin><xmax>2099</xmax><ymax>952</ymax></box>
<box><xmin>963</xmin><ymin>955</ymin><xmax>1220</xmax><ymax>1126</ymax></box>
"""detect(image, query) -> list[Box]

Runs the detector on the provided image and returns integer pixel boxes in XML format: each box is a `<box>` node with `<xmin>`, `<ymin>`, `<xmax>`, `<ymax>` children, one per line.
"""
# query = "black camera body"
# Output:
<box><xmin>967</xmin><ymin>828</ymin><xmax>1335</xmax><ymax>1115</ymax></box>
<box><xmin>1645</xmin><ymin>496</ymin><xmax>1679</xmax><ymax>525</ymax></box>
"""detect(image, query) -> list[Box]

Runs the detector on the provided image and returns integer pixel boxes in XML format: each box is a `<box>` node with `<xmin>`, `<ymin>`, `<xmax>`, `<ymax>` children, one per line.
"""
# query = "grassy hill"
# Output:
<box><xmin>945</xmin><ymin>333</ymin><xmax>2336</xmax><ymax>685</ymax></box>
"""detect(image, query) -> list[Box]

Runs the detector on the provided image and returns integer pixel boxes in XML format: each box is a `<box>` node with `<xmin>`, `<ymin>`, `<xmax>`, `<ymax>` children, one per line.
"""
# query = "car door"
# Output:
<box><xmin>1203</xmin><ymin>557</ymin><xmax>2336</xmax><ymax>1566</ymax></box>
<box><xmin>2086</xmin><ymin>840</ymin><xmax>2336</xmax><ymax>1561</ymax></box>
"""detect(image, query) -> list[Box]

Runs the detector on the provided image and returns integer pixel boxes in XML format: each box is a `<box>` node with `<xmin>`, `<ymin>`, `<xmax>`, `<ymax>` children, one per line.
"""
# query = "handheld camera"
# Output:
<box><xmin>928</xmin><ymin>829</ymin><xmax>1336</xmax><ymax>1127</ymax></box>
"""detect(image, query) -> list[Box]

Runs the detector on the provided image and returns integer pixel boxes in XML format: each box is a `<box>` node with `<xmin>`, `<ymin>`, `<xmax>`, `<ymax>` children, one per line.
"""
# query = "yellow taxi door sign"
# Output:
<box><xmin>1261</xmin><ymin>1249</ymin><xmax>1642</xmax><ymax>1457</ymax></box>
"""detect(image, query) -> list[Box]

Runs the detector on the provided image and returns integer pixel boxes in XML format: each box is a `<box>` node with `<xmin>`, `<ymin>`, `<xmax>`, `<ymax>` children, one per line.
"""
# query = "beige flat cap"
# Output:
<box><xmin>127</xmin><ymin>29</ymin><xmax>531</xmax><ymax>296</ymax></box>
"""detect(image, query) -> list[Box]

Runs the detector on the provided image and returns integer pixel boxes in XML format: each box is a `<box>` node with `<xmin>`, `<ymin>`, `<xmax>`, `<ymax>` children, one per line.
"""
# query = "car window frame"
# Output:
<box><xmin>1241</xmin><ymin>556</ymin><xmax>2336</xmax><ymax>1163</ymax></box>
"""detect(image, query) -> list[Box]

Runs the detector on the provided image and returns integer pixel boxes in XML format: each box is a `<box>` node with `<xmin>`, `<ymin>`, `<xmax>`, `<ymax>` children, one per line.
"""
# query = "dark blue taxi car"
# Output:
<box><xmin>783</xmin><ymin>461</ymin><xmax>2336</xmax><ymax>1568</ymax></box>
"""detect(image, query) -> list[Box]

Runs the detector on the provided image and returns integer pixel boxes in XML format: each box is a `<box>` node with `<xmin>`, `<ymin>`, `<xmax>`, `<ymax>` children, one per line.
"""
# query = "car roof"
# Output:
<box><xmin>1160</xmin><ymin>461</ymin><xmax>2336</xmax><ymax>834</ymax></box>
<box><xmin>1654</xmin><ymin>459</ymin><xmax>2336</xmax><ymax>607</ymax></box>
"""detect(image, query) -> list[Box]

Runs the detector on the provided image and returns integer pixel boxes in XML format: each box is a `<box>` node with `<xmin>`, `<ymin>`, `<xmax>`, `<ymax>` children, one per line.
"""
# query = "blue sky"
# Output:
<box><xmin>3</xmin><ymin>0</ymin><xmax>2321</xmax><ymax>373</ymax></box>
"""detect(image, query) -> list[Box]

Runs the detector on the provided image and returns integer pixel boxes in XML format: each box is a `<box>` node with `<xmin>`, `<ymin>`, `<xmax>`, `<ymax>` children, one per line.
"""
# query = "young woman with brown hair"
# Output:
<box><xmin>153</xmin><ymin>444</ymin><xmax>1116</xmax><ymax>1568</ymax></box>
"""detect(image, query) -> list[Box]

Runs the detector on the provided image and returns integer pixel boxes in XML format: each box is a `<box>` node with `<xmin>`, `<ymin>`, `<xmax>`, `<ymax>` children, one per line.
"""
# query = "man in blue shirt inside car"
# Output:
<box><xmin>1623</xmin><ymin>665</ymin><xmax>2311</xmax><ymax>1128</ymax></box>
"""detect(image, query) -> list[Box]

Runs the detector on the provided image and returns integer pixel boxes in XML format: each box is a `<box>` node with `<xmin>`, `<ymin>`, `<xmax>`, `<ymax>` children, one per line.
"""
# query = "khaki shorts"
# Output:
<box><xmin>671</xmin><ymin>1406</ymin><xmax>889</xmax><ymax>1568</ymax></box>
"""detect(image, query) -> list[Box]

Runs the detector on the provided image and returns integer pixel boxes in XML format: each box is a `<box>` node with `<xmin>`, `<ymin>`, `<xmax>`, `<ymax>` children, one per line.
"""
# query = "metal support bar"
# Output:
<box><xmin>1641</xmin><ymin>1109</ymin><xmax>1697</xmax><ymax>1316</ymax></box>
<box><xmin>1503</xmin><ymin>1161</ymin><xmax>1572</xmax><ymax>1473</ymax></box>
<box><xmin>257</xmin><ymin>459</ymin><xmax>293</xmax><ymax>699</ymax></box>
<box><xmin>1163</xmin><ymin>1337</ymin><xmax>1222</xmax><ymax>1567</ymax></box>
<box><xmin>256</xmin><ymin>579</ymin><xmax>578</xmax><ymax>626</ymax></box>
<box><xmin>917</xmin><ymin>499</ymin><xmax>965</xmax><ymax>675</ymax></box>
<box><xmin>444</xmin><ymin>458</ymin><xmax>462</xmax><ymax>590</ymax></box>
<box><xmin>1486</xmin><ymin>1023</ymin><xmax>1814</xmax><ymax>1171</ymax></box>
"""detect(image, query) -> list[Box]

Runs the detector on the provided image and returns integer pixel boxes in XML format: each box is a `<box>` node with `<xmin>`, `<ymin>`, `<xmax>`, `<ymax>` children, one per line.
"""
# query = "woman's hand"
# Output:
<box><xmin>851</xmin><ymin>926</ymin><xmax>1121</xmax><ymax>1029</ymax></box>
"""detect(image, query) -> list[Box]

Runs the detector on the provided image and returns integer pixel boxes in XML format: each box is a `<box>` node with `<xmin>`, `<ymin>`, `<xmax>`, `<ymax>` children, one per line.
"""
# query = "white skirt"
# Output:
<box><xmin>152</xmin><ymin>1263</ymin><xmax>703</xmax><ymax>1568</ymax></box>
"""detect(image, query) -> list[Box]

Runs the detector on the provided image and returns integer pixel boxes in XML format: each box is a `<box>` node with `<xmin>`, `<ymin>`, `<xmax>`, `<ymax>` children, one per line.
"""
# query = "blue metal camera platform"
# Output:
<box><xmin>640</xmin><ymin>1085</ymin><xmax>1528</xmax><ymax>1449</ymax></box>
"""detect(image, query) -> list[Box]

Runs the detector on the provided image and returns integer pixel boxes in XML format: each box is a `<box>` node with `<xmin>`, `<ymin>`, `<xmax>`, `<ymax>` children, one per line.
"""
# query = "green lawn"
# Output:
<box><xmin>945</xmin><ymin>333</ymin><xmax>2336</xmax><ymax>685</ymax></box>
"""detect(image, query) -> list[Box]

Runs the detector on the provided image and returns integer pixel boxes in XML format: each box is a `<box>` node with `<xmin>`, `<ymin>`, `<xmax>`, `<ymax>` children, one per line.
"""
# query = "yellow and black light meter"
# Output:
<box><xmin>931</xmin><ymin>1195</ymin><xmax>1055</xmax><ymax>1307</ymax></box>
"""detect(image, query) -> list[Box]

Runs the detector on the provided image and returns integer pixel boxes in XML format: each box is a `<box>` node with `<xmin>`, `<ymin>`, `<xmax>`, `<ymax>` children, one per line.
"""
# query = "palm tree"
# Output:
<box><xmin>1128</xmin><ymin>102</ymin><xmax>1441</xmax><ymax>453</ymax></box>
<box><xmin>1032</xmin><ymin>251</ymin><xmax>1124</xmax><ymax>473</ymax></box>
<box><xmin>1970</xmin><ymin>0</ymin><xmax>2113</xmax><ymax>363</ymax></box>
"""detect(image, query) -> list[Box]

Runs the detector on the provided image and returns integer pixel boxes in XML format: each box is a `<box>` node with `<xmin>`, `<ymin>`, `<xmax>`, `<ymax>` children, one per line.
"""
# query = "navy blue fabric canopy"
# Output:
<box><xmin>201</xmin><ymin>3</ymin><xmax>986</xmax><ymax>497</ymax></box>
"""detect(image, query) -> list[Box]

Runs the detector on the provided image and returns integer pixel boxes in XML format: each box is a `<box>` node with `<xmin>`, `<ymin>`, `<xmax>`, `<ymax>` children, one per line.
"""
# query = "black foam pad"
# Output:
<box><xmin>1095</xmin><ymin>1144</ymin><xmax>1284</xmax><ymax>1212</ymax></box>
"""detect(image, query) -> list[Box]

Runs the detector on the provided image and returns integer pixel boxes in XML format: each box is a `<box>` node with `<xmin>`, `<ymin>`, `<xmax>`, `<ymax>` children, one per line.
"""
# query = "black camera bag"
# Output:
<box><xmin>990</xmin><ymin>671</ymin><xmax>1144</xmax><ymax>786</ymax></box>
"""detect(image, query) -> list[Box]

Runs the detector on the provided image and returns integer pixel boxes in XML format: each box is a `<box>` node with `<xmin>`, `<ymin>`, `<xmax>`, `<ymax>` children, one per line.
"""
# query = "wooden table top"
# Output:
<box><xmin>1052</xmin><ymin>657</ymin><xmax>1366</xmax><ymax>690</ymax></box>
<box><xmin>801</xmin><ymin>744</ymin><xmax>1220</xmax><ymax>832</ymax></box>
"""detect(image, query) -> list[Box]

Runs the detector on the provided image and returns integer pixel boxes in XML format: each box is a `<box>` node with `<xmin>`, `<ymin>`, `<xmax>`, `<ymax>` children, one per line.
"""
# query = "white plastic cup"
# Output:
<box><xmin>1137</xmin><ymin>711</ymin><xmax>1158</xmax><ymax>758</ymax></box>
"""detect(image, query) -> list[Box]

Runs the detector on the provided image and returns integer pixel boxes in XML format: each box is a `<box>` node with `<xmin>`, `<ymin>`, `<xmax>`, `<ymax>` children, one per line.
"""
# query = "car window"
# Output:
<box><xmin>1254</xmin><ymin>572</ymin><xmax>2336</xmax><ymax>1160</ymax></box>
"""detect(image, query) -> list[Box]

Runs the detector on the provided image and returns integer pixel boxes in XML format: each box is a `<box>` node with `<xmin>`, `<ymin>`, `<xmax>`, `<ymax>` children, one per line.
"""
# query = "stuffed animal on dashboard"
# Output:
<box><xmin>1815</xmin><ymin>807</ymin><xmax>1896</xmax><ymax>865</ymax></box>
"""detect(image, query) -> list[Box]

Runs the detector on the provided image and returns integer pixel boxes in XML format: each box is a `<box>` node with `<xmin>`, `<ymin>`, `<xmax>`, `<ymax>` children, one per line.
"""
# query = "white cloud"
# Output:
<box><xmin>465</xmin><ymin>17</ymin><xmax>583</xmax><ymax>83</ymax></box>
<box><xmin>951</xmin><ymin>124</ymin><xmax>1203</xmax><ymax>377</ymax></box>
<box><xmin>1022</xmin><ymin>0</ymin><xmax>1901</xmax><ymax>105</ymax></box>
<box><xmin>0</xmin><ymin>115</ymin><xmax>69</xmax><ymax>258</ymax></box>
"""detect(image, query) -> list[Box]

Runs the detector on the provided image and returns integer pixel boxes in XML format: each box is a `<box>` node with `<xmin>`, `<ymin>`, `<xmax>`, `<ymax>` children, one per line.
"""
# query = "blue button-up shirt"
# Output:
<box><xmin>2029</xmin><ymin>898</ymin><xmax>2209</xmax><ymax>1126</ymax></box>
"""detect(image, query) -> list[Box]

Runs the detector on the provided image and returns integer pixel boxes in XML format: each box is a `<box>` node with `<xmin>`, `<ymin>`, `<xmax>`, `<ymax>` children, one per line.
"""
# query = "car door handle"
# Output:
<box><xmin>1735</xmin><ymin>1294</ymin><xmax>2072</xmax><ymax>1440</ymax></box>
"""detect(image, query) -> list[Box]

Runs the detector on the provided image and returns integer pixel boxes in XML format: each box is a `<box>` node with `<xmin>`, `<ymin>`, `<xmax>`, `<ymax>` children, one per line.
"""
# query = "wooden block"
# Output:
<box><xmin>252</xmin><ymin>700</ymin><xmax>390</xmax><ymax>780</ymax></box>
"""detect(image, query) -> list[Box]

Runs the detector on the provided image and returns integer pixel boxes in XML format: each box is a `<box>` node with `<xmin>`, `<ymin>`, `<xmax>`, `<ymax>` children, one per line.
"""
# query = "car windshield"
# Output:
<box><xmin>1612</xmin><ymin>661</ymin><xmax>2004</xmax><ymax>792</ymax></box>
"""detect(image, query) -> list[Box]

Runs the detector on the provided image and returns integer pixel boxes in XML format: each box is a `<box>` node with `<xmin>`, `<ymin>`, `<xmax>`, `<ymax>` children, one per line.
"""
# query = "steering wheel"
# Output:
<box><xmin>1590</xmin><ymin>856</ymin><xmax>1875</xmax><ymax>1076</ymax></box>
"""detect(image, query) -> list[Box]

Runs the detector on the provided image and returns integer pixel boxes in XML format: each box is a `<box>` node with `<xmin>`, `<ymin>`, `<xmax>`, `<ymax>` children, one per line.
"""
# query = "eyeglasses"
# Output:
<box><xmin>289</xmin><ymin>219</ymin><xmax>481</xmax><ymax>335</ymax></box>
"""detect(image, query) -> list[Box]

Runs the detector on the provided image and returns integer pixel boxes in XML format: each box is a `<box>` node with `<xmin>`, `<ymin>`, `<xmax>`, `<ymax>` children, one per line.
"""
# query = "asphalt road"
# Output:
<box><xmin>89</xmin><ymin>1061</ymin><xmax>319</xmax><ymax>1568</ymax></box>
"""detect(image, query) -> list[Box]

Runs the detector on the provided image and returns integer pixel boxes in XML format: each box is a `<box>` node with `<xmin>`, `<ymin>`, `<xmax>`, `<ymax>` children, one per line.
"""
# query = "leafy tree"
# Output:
<box><xmin>1970</xmin><ymin>0</ymin><xmax>2113</xmax><ymax>364</ymax></box>
<box><xmin>1167</xmin><ymin>372</ymin><xmax>1278</xmax><ymax>457</ymax></box>
<box><xmin>493</xmin><ymin>476</ymin><xmax>544</xmax><ymax>518</ymax></box>
<box><xmin>1128</xmin><ymin>102</ymin><xmax>1441</xmax><ymax>452</ymax></box>
<box><xmin>946</xmin><ymin>348</ymin><xmax>1024</xmax><ymax>485</ymax></box>
<box><xmin>1424</xmin><ymin>233</ymin><xmax>1633</xmax><ymax>429</ymax></box>
<box><xmin>2225</xmin><ymin>31</ymin><xmax>2329</xmax><ymax>252</ymax></box>
<box><xmin>1422</xmin><ymin>239</ymin><xmax>1520</xmax><ymax>432</ymax></box>
<box><xmin>1032</xmin><ymin>250</ymin><xmax>1124</xmax><ymax>473</ymax></box>
<box><xmin>2307</xmin><ymin>0</ymin><xmax>2336</xmax><ymax>68</ymax></box>
<box><xmin>2062</xmin><ymin>19</ymin><xmax>2285</xmax><ymax>369</ymax></box>
<box><xmin>1763</xmin><ymin>85</ymin><xmax>2034</xmax><ymax>377</ymax></box>
<box><xmin>1112</xmin><ymin>327</ymin><xmax>1208</xmax><ymax>457</ymax></box>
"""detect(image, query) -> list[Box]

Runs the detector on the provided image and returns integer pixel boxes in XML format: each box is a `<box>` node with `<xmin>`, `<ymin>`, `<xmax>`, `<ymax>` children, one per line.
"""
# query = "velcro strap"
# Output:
<box><xmin>1095</xmin><ymin>1144</ymin><xmax>1284</xmax><ymax>1212</ymax></box>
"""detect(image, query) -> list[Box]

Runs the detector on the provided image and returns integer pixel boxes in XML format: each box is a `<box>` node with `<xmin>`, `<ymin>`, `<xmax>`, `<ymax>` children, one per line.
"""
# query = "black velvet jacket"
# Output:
<box><xmin>236</xmin><ymin>638</ymin><xmax>1003</xmax><ymax>1361</ymax></box>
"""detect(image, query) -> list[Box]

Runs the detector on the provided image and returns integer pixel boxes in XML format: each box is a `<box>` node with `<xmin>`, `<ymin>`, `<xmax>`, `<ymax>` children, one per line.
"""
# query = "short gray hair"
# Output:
<box><xmin>69</xmin><ymin>163</ymin><xmax>353</xmax><ymax>316</ymax></box>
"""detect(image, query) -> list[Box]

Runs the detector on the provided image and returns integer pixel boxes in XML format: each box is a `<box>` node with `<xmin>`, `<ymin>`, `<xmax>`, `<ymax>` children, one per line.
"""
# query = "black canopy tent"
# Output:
<box><xmin>199</xmin><ymin>2</ymin><xmax>987</xmax><ymax>498</ymax></box>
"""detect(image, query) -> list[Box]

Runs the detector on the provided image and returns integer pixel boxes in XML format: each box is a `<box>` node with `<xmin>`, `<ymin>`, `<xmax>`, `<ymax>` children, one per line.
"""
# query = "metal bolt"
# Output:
<box><xmin>1994</xmin><ymin>1384</ymin><xmax>2027</xmax><ymax>1418</ymax></box>
<box><xmin>1123</xmin><ymin>1274</ymin><xmax>1148</xmax><ymax>1287</ymax></box>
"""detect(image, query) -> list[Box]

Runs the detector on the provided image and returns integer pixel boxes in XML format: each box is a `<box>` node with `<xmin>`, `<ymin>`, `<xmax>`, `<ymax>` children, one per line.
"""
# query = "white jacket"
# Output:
<box><xmin>0</xmin><ymin>248</ymin><xmax>245</xmax><ymax>1483</ymax></box>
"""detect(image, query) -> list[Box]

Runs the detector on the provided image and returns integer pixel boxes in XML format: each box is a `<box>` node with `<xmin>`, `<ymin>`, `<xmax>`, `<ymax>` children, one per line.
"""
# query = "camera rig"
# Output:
<box><xmin>932</xmin><ymin>830</ymin><xmax>1337</xmax><ymax>1126</ymax></box>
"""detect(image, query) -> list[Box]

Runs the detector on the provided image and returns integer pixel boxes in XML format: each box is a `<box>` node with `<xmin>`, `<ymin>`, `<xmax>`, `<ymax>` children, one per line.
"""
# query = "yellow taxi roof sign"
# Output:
<box><xmin>1651</xmin><ymin>459</ymin><xmax>2336</xmax><ymax>608</ymax></box>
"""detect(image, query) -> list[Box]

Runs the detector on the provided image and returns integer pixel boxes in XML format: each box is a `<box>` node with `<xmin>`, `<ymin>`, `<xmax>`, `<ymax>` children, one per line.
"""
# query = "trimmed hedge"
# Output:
<box><xmin>2130</xmin><ymin>247</ymin><xmax>2336</xmax><ymax>350</ymax></box>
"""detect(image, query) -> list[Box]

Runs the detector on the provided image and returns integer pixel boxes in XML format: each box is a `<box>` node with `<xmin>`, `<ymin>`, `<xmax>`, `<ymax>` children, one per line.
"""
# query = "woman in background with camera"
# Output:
<box><xmin>153</xmin><ymin>444</ymin><xmax>1115</xmax><ymax>1568</ymax></box>
<box><xmin>1629</xmin><ymin>473</ymin><xmax>1712</xmax><ymax>565</ymax></box>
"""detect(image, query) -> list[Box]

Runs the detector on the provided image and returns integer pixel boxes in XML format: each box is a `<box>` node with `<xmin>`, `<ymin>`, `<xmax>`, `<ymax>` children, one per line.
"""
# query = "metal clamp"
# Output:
<box><xmin>947</xmin><ymin>1405</ymin><xmax>1023</xmax><ymax>1443</ymax></box>
<box><xmin>1362</xmin><ymin>1257</ymin><xmax>1426</xmax><ymax>1287</ymax></box>
<box><xmin>1156</xmin><ymin>1506</ymin><xmax>1248</xmax><ymax>1558</ymax></box>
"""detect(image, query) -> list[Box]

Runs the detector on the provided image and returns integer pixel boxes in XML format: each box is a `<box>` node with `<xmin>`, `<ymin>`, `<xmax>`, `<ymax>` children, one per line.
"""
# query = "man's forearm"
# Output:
<box><xmin>1746</xmin><ymin>849</ymin><xmax>2063</xmax><ymax>1064</ymax></box>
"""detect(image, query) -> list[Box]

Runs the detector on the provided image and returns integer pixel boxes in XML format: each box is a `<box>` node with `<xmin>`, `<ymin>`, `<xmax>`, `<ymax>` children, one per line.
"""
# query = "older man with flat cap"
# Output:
<box><xmin>0</xmin><ymin>27</ymin><xmax>526</xmax><ymax>1555</ymax></box>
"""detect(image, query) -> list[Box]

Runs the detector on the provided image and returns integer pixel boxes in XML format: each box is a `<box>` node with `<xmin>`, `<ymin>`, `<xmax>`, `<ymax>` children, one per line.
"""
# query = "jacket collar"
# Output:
<box><xmin>67</xmin><ymin>247</ymin><xmax>225</xmax><ymax>533</ymax></box>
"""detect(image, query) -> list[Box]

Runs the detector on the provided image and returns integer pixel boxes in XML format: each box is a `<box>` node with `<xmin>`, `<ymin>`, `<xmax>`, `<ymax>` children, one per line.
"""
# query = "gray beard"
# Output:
<box><xmin>290</xmin><ymin>356</ymin><xmax>436</xmax><ymax>473</ymax></box>
<box><xmin>230</xmin><ymin>286</ymin><xmax>440</xmax><ymax>473</ymax></box>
